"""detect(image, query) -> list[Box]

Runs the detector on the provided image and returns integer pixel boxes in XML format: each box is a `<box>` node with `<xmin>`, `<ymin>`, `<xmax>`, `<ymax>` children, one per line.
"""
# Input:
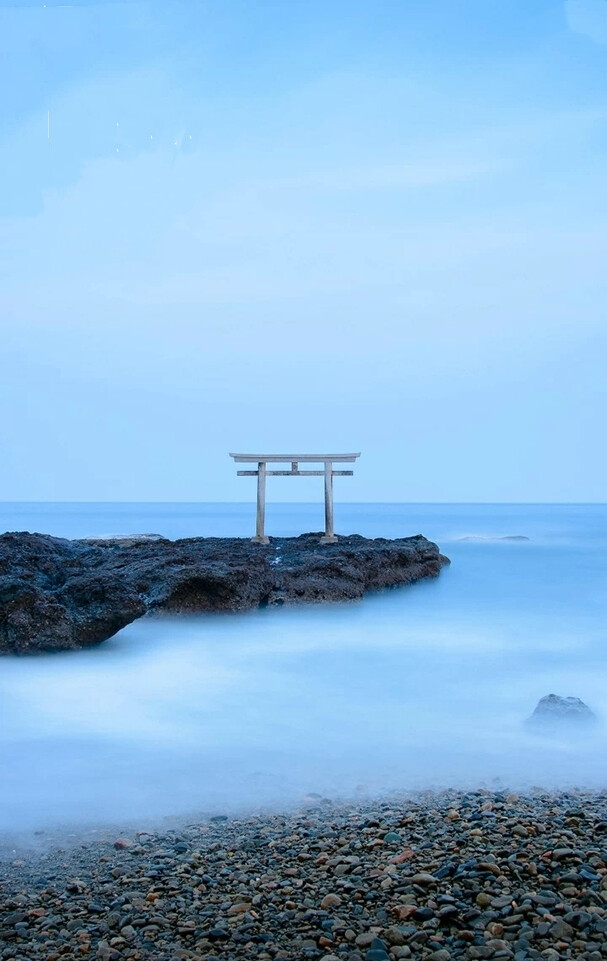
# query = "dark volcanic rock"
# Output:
<box><xmin>0</xmin><ymin>531</ymin><xmax>449</xmax><ymax>654</ymax></box>
<box><xmin>0</xmin><ymin>533</ymin><xmax>147</xmax><ymax>654</ymax></box>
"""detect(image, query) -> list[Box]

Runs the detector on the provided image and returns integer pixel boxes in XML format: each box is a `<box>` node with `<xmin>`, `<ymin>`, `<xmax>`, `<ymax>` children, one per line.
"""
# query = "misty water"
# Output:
<box><xmin>1</xmin><ymin>502</ymin><xmax>607</xmax><ymax>835</ymax></box>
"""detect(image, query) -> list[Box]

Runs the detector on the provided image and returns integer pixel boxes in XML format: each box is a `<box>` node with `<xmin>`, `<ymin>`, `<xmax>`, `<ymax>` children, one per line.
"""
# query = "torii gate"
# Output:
<box><xmin>229</xmin><ymin>453</ymin><xmax>361</xmax><ymax>544</ymax></box>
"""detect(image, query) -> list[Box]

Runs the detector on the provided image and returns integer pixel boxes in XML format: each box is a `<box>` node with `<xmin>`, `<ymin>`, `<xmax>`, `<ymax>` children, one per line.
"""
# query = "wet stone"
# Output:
<box><xmin>3</xmin><ymin>790</ymin><xmax>607</xmax><ymax>961</ymax></box>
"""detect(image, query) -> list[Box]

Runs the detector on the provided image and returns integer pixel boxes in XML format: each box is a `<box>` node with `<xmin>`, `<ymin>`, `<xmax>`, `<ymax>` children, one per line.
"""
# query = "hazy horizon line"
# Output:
<box><xmin>1</xmin><ymin>501</ymin><xmax>606</xmax><ymax>507</ymax></box>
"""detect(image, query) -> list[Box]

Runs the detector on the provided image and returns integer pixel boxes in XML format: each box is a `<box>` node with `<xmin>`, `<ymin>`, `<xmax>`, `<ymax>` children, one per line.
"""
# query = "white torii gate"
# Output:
<box><xmin>229</xmin><ymin>453</ymin><xmax>361</xmax><ymax>544</ymax></box>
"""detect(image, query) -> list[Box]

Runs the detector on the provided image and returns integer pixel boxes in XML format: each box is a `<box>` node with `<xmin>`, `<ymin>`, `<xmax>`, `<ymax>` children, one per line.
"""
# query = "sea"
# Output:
<box><xmin>1</xmin><ymin>501</ymin><xmax>606</xmax><ymax>835</ymax></box>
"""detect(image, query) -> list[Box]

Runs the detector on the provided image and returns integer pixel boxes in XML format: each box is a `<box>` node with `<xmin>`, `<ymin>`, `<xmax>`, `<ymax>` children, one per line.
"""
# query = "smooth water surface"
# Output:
<box><xmin>1</xmin><ymin>503</ymin><xmax>606</xmax><ymax>833</ymax></box>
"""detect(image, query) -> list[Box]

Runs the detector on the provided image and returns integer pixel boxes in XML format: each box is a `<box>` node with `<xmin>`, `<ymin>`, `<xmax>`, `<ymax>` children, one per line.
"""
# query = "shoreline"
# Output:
<box><xmin>2</xmin><ymin>788</ymin><xmax>607</xmax><ymax>960</ymax></box>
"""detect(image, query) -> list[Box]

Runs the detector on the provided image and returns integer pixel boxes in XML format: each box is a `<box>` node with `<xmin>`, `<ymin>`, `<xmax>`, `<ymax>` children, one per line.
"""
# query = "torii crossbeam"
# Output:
<box><xmin>229</xmin><ymin>453</ymin><xmax>361</xmax><ymax>544</ymax></box>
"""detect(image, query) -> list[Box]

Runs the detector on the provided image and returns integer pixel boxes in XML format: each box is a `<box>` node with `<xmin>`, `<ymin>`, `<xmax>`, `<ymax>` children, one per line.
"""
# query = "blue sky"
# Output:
<box><xmin>1</xmin><ymin>0</ymin><xmax>606</xmax><ymax>501</ymax></box>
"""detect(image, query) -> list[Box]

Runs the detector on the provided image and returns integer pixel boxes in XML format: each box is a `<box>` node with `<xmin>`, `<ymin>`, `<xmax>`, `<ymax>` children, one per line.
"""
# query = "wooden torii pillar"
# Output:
<box><xmin>229</xmin><ymin>453</ymin><xmax>361</xmax><ymax>544</ymax></box>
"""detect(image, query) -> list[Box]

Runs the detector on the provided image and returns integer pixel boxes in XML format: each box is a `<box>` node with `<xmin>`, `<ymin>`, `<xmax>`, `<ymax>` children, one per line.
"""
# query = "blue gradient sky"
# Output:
<box><xmin>1</xmin><ymin>0</ymin><xmax>606</xmax><ymax>501</ymax></box>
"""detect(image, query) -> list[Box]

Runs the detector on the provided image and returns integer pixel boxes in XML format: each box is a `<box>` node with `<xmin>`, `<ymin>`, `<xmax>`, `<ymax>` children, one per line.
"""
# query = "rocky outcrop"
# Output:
<box><xmin>0</xmin><ymin>532</ymin><xmax>449</xmax><ymax>655</ymax></box>
<box><xmin>527</xmin><ymin>694</ymin><xmax>597</xmax><ymax>728</ymax></box>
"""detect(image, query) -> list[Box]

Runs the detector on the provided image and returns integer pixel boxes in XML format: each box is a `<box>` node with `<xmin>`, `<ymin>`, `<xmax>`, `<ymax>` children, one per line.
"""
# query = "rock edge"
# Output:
<box><xmin>0</xmin><ymin>532</ymin><xmax>450</xmax><ymax>655</ymax></box>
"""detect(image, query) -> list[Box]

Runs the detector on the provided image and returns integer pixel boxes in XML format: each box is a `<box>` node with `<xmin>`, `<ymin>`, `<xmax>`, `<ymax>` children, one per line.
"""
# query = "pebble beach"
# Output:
<box><xmin>2</xmin><ymin>789</ymin><xmax>607</xmax><ymax>961</ymax></box>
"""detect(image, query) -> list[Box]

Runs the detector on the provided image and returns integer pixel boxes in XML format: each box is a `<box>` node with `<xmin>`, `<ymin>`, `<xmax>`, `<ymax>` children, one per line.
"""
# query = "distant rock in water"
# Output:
<box><xmin>527</xmin><ymin>694</ymin><xmax>597</xmax><ymax>728</ymax></box>
<box><xmin>458</xmin><ymin>535</ymin><xmax>530</xmax><ymax>542</ymax></box>
<box><xmin>0</xmin><ymin>531</ymin><xmax>450</xmax><ymax>655</ymax></box>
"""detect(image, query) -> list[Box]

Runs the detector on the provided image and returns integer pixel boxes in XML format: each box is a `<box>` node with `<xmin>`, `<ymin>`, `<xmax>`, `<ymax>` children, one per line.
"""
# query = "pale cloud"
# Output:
<box><xmin>565</xmin><ymin>0</ymin><xmax>607</xmax><ymax>43</ymax></box>
<box><xmin>295</xmin><ymin>159</ymin><xmax>503</xmax><ymax>191</ymax></box>
<box><xmin>2</xmin><ymin>60</ymin><xmax>604</xmax><ymax>302</ymax></box>
<box><xmin>0</xmin><ymin>1</ymin><xmax>145</xmax><ymax>6</ymax></box>
<box><xmin>2</xmin><ymin>18</ymin><xmax>607</xmax><ymax>502</ymax></box>
<box><xmin>2</xmin><ymin>108</ymin><xmax>605</xmax><ymax>318</ymax></box>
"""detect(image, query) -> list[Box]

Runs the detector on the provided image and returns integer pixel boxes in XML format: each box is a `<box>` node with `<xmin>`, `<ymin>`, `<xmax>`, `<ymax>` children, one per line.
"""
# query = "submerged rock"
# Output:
<box><xmin>527</xmin><ymin>694</ymin><xmax>597</xmax><ymax>728</ymax></box>
<box><xmin>0</xmin><ymin>531</ymin><xmax>449</xmax><ymax>655</ymax></box>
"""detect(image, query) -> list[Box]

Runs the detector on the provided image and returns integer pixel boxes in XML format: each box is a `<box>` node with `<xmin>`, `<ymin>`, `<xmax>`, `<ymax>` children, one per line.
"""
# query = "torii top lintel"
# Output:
<box><xmin>230</xmin><ymin>453</ymin><xmax>360</xmax><ymax>462</ymax></box>
<box><xmin>229</xmin><ymin>452</ymin><xmax>361</xmax><ymax>544</ymax></box>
